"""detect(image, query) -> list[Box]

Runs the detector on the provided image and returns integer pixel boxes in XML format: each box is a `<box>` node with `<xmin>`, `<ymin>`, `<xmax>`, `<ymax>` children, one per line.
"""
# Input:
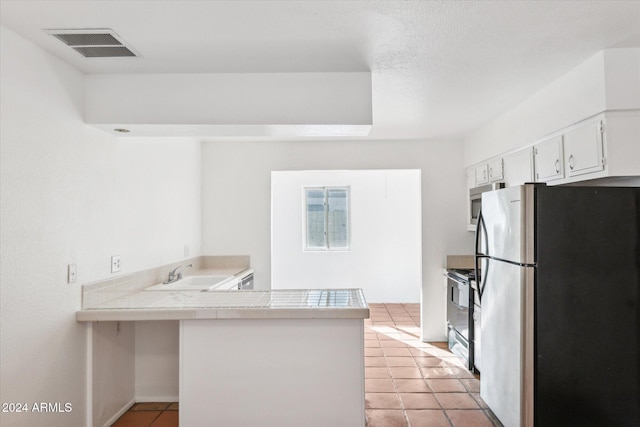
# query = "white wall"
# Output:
<box><xmin>0</xmin><ymin>25</ymin><xmax>201</xmax><ymax>427</ymax></box>
<box><xmin>135</xmin><ymin>321</ymin><xmax>180</xmax><ymax>402</ymax></box>
<box><xmin>202</xmin><ymin>140</ymin><xmax>472</xmax><ymax>340</ymax></box>
<box><xmin>464</xmin><ymin>48</ymin><xmax>640</xmax><ymax>166</ymax></box>
<box><xmin>272</xmin><ymin>170</ymin><xmax>422</xmax><ymax>303</ymax></box>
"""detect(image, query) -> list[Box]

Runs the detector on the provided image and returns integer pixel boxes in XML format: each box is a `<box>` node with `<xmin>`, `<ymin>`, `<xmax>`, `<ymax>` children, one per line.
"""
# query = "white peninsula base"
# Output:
<box><xmin>179</xmin><ymin>318</ymin><xmax>365</xmax><ymax>427</ymax></box>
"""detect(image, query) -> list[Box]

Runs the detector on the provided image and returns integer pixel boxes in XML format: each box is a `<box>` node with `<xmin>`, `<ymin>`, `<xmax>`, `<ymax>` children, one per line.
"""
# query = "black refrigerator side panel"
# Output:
<box><xmin>535</xmin><ymin>186</ymin><xmax>640</xmax><ymax>427</ymax></box>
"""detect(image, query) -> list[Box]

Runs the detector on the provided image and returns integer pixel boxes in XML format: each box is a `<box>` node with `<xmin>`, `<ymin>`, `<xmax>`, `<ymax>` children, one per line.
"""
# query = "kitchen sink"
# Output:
<box><xmin>145</xmin><ymin>275</ymin><xmax>237</xmax><ymax>291</ymax></box>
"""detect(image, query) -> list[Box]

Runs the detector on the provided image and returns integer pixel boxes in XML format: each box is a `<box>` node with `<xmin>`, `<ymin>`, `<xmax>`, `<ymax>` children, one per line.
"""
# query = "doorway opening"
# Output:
<box><xmin>271</xmin><ymin>169</ymin><xmax>422</xmax><ymax>303</ymax></box>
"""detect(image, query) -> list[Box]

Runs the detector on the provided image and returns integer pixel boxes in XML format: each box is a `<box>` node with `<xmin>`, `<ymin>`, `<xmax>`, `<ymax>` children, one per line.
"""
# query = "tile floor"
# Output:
<box><xmin>364</xmin><ymin>303</ymin><xmax>502</xmax><ymax>427</ymax></box>
<box><xmin>112</xmin><ymin>303</ymin><xmax>502</xmax><ymax>427</ymax></box>
<box><xmin>112</xmin><ymin>402</ymin><xmax>178</xmax><ymax>427</ymax></box>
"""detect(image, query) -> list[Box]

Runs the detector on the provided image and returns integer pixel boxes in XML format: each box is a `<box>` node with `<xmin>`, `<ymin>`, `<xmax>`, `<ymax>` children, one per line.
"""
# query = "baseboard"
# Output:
<box><xmin>135</xmin><ymin>395</ymin><xmax>179</xmax><ymax>402</ymax></box>
<box><xmin>102</xmin><ymin>398</ymin><xmax>135</xmax><ymax>427</ymax></box>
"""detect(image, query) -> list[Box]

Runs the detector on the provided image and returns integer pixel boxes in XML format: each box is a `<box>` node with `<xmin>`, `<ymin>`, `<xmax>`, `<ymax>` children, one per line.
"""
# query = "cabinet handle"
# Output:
<box><xmin>483</xmin><ymin>170</ymin><xmax>487</xmax><ymax>180</ymax></box>
<box><xmin>568</xmin><ymin>155</ymin><xmax>575</xmax><ymax>170</ymax></box>
<box><xmin>555</xmin><ymin>159</ymin><xmax>560</xmax><ymax>174</ymax></box>
<box><xmin>489</xmin><ymin>167</ymin><xmax>493</xmax><ymax>178</ymax></box>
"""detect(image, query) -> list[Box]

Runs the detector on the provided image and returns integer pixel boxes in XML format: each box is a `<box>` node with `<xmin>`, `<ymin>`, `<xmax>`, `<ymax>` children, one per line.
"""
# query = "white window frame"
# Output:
<box><xmin>303</xmin><ymin>186</ymin><xmax>350</xmax><ymax>251</ymax></box>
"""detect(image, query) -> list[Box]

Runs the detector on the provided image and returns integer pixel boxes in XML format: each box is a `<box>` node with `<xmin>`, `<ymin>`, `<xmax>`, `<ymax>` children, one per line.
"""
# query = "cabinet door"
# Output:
<box><xmin>504</xmin><ymin>148</ymin><xmax>533</xmax><ymax>187</ymax></box>
<box><xmin>488</xmin><ymin>158</ymin><xmax>504</xmax><ymax>182</ymax></box>
<box><xmin>534</xmin><ymin>136</ymin><xmax>564</xmax><ymax>182</ymax></box>
<box><xmin>475</xmin><ymin>164</ymin><xmax>489</xmax><ymax>185</ymax></box>
<box><xmin>564</xmin><ymin>118</ymin><xmax>605</xmax><ymax>177</ymax></box>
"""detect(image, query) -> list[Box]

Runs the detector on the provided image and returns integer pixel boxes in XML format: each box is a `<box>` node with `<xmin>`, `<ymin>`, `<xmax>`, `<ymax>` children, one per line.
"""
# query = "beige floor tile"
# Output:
<box><xmin>404</xmin><ymin>339</ymin><xmax>430</xmax><ymax>347</ymax></box>
<box><xmin>370</xmin><ymin>325</ymin><xmax>401</xmax><ymax>334</ymax></box>
<box><xmin>365</xmin><ymin>409</ymin><xmax>408</xmax><ymax>427</ymax></box>
<box><xmin>398</xmin><ymin>392</ymin><xmax>441</xmax><ymax>409</ymax></box>
<box><xmin>391</xmin><ymin>316</ymin><xmax>414</xmax><ymax>322</ymax></box>
<box><xmin>112</xmin><ymin>411</ymin><xmax>160</xmax><ymax>427</ymax></box>
<box><xmin>365</xmin><ymin>356</ymin><xmax>387</xmax><ymax>367</ymax></box>
<box><xmin>390</xmin><ymin>367</ymin><xmax>423</xmax><ymax>379</ymax></box>
<box><xmin>420</xmin><ymin>366</ymin><xmax>457</xmax><ymax>379</ymax></box>
<box><xmin>149</xmin><ymin>411</ymin><xmax>178</xmax><ymax>427</ymax></box>
<box><xmin>366</xmin><ymin>392</ymin><xmax>403</xmax><ymax>409</ymax></box>
<box><xmin>406</xmin><ymin>409</ymin><xmax>451</xmax><ymax>427</ymax></box>
<box><xmin>393</xmin><ymin>379</ymin><xmax>432</xmax><ymax>393</ymax></box>
<box><xmin>459</xmin><ymin>378</ymin><xmax>481</xmax><ymax>393</ymax></box>
<box><xmin>368</xmin><ymin>303</ymin><xmax>387</xmax><ymax>309</ymax></box>
<box><xmin>365</xmin><ymin>367</ymin><xmax>392</xmax><ymax>379</ymax></box>
<box><xmin>446</xmin><ymin>409</ymin><xmax>495</xmax><ymax>427</ymax></box>
<box><xmin>385</xmin><ymin>356</ymin><xmax>417</xmax><ymax>367</ymax></box>
<box><xmin>366</xmin><ymin>378</ymin><xmax>396</xmax><ymax>392</ymax></box>
<box><xmin>414</xmin><ymin>356</ymin><xmax>447</xmax><ymax>367</ymax></box>
<box><xmin>408</xmin><ymin>347</ymin><xmax>438</xmax><ymax>357</ymax></box>
<box><xmin>435</xmin><ymin>392</ymin><xmax>480</xmax><ymax>409</ymax></box>
<box><xmin>365</xmin><ymin>347</ymin><xmax>385</xmax><ymax>357</ymax></box>
<box><xmin>365</xmin><ymin>339</ymin><xmax>381</xmax><ymax>348</ymax></box>
<box><xmin>380</xmin><ymin>339</ymin><xmax>408</xmax><ymax>348</ymax></box>
<box><xmin>405</xmin><ymin>409</ymin><xmax>451</xmax><ymax>427</ymax></box>
<box><xmin>382</xmin><ymin>347</ymin><xmax>413</xmax><ymax>357</ymax></box>
<box><xmin>427</xmin><ymin>378</ymin><xmax>467</xmax><ymax>393</ymax></box>
<box><xmin>412</xmin><ymin>346</ymin><xmax>452</xmax><ymax>358</ymax></box>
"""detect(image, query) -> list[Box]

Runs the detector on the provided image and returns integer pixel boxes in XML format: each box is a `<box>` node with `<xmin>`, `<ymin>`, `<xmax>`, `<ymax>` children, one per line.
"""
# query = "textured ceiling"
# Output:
<box><xmin>1</xmin><ymin>0</ymin><xmax>639</xmax><ymax>140</ymax></box>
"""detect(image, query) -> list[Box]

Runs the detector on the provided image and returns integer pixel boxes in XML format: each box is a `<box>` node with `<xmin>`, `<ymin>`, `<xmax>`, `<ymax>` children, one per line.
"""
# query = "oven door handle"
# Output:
<box><xmin>446</xmin><ymin>274</ymin><xmax>468</xmax><ymax>286</ymax></box>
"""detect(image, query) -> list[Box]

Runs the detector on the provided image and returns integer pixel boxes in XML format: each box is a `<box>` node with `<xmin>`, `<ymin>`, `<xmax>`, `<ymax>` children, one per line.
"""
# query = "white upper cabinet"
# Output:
<box><xmin>534</xmin><ymin>135</ymin><xmax>564</xmax><ymax>182</ymax></box>
<box><xmin>503</xmin><ymin>148</ymin><xmax>533</xmax><ymax>187</ymax></box>
<box><xmin>474</xmin><ymin>164</ymin><xmax>489</xmax><ymax>185</ymax></box>
<box><xmin>487</xmin><ymin>158</ymin><xmax>504</xmax><ymax>182</ymax></box>
<box><xmin>473</xmin><ymin>159</ymin><xmax>503</xmax><ymax>187</ymax></box>
<box><xmin>564</xmin><ymin>117</ymin><xmax>605</xmax><ymax>177</ymax></box>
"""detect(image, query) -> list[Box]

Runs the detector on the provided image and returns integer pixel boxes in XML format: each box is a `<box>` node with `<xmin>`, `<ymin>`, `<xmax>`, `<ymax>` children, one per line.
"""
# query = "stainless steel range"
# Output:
<box><xmin>446</xmin><ymin>269</ymin><xmax>479</xmax><ymax>372</ymax></box>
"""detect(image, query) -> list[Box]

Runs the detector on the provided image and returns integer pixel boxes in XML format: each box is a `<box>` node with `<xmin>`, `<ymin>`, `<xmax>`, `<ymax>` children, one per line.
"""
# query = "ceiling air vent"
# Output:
<box><xmin>45</xmin><ymin>28</ymin><xmax>139</xmax><ymax>58</ymax></box>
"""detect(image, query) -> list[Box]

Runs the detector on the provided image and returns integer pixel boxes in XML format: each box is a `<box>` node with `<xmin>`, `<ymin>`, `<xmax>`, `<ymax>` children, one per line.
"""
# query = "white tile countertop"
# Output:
<box><xmin>76</xmin><ymin>288</ymin><xmax>369</xmax><ymax>321</ymax></box>
<box><xmin>76</xmin><ymin>257</ymin><xmax>369</xmax><ymax>321</ymax></box>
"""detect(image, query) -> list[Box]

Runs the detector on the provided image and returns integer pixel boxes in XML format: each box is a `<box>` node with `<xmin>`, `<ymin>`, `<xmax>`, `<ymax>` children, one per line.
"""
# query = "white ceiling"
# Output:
<box><xmin>1</xmin><ymin>0</ymin><xmax>639</xmax><ymax>141</ymax></box>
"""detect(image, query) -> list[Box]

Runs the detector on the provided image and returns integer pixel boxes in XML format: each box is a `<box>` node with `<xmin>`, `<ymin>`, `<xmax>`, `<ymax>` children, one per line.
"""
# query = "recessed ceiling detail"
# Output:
<box><xmin>44</xmin><ymin>28</ymin><xmax>139</xmax><ymax>58</ymax></box>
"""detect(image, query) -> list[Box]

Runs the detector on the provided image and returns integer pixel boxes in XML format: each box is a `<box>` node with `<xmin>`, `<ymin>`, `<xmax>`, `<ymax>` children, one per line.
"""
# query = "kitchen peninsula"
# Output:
<box><xmin>76</xmin><ymin>265</ymin><xmax>369</xmax><ymax>427</ymax></box>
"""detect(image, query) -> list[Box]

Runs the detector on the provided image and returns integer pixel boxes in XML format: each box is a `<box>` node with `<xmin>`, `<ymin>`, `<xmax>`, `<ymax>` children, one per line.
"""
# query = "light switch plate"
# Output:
<box><xmin>68</xmin><ymin>264</ymin><xmax>77</xmax><ymax>283</ymax></box>
<box><xmin>111</xmin><ymin>255</ymin><xmax>121</xmax><ymax>273</ymax></box>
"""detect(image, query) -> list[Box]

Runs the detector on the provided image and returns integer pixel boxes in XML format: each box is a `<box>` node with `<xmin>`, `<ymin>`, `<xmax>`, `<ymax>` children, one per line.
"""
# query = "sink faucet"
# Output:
<box><xmin>164</xmin><ymin>264</ymin><xmax>193</xmax><ymax>284</ymax></box>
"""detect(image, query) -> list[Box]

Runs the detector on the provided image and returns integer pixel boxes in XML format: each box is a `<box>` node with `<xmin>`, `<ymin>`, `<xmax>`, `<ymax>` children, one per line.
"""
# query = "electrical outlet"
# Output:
<box><xmin>68</xmin><ymin>264</ymin><xmax>77</xmax><ymax>283</ymax></box>
<box><xmin>111</xmin><ymin>255</ymin><xmax>121</xmax><ymax>273</ymax></box>
<box><xmin>184</xmin><ymin>244</ymin><xmax>190</xmax><ymax>257</ymax></box>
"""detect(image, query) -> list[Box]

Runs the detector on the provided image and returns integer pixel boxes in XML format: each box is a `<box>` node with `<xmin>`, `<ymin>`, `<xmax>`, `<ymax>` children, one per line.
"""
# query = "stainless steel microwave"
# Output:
<box><xmin>469</xmin><ymin>182</ymin><xmax>505</xmax><ymax>225</ymax></box>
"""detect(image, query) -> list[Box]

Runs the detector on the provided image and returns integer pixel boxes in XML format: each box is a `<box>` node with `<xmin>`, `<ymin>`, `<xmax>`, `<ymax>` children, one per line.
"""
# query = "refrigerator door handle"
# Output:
<box><xmin>475</xmin><ymin>209</ymin><xmax>489</xmax><ymax>302</ymax></box>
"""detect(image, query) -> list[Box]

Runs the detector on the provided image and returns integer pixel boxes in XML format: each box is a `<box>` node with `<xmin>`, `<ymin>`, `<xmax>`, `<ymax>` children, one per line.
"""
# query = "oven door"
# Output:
<box><xmin>447</xmin><ymin>274</ymin><xmax>470</xmax><ymax>340</ymax></box>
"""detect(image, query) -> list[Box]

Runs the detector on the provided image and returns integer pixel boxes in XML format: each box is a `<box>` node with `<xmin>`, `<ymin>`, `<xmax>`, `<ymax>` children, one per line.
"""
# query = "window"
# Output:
<box><xmin>304</xmin><ymin>187</ymin><xmax>349</xmax><ymax>250</ymax></box>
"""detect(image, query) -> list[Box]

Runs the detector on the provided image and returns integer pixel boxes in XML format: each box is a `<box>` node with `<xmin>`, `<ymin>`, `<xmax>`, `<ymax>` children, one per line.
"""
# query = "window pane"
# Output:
<box><xmin>305</xmin><ymin>189</ymin><xmax>326</xmax><ymax>249</ymax></box>
<box><xmin>327</xmin><ymin>188</ymin><xmax>348</xmax><ymax>249</ymax></box>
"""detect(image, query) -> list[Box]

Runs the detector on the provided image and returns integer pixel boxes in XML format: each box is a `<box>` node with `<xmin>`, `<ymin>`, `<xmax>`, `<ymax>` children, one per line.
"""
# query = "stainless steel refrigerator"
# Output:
<box><xmin>475</xmin><ymin>183</ymin><xmax>640</xmax><ymax>427</ymax></box>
